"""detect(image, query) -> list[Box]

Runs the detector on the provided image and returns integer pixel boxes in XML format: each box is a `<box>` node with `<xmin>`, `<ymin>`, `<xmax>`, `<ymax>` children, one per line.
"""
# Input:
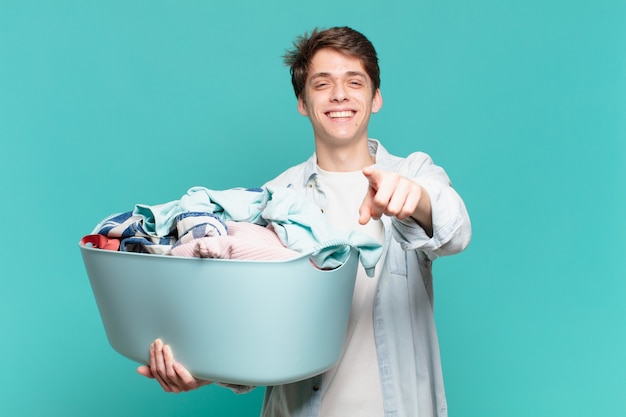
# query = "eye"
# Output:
<box><xmin>349</xmin><ymin>80</ymin><xmax>364</xmax><ymax>87</ymax></box>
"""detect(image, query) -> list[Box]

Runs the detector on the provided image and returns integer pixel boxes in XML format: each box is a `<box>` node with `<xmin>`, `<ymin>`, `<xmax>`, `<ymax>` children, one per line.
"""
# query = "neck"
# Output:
<box><xmin>315</xmin><ymin>138</ymin><xmax>374</xmax><ymax>172</ymax></box>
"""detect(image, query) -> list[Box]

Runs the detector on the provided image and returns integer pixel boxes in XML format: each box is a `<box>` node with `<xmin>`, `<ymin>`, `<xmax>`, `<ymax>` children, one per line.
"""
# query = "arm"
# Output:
<box><xmin>359</xmin><ymin>155</ymin><xmax>471</xmax><ymax>258</ymax></box>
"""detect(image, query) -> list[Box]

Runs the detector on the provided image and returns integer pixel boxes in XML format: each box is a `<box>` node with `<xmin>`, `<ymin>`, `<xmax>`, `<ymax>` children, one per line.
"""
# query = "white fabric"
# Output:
<box><xmin>260</xmin><ymin>140</ymin><xmax>472</xmax><ymax>417</ymax></box>
<box><xmin>316</xmin><ymin>167</ymin><xmax>385</xmax><ymax>417</ymax></box>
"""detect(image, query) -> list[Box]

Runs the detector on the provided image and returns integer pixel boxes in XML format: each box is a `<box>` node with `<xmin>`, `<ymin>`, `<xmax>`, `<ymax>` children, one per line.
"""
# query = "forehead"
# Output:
<box><xmin>307</xmin><ymin>48</ymin><xmax>369</xmax><ymax>79</ymax></box>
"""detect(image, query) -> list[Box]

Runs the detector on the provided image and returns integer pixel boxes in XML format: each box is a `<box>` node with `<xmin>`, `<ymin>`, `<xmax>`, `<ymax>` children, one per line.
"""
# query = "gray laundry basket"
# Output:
<box><xmin>79</xmin><ymin>243</ymin><xmax>359</xmax><ymax>386</ymax></box>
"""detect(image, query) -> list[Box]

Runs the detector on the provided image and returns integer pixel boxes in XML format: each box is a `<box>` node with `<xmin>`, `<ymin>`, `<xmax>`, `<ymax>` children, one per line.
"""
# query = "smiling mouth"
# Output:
<box><xmin>327</xmin><ymin>110</ymin><xmax>355</xmax><ymax>118</ymax></box>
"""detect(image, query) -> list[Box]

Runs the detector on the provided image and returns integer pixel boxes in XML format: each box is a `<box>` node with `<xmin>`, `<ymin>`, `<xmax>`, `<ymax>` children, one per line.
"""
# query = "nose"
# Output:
<box><xmin>330</xmin><ymin>84</ymin><xmax>348</xmax><ymax>102</ymax></box>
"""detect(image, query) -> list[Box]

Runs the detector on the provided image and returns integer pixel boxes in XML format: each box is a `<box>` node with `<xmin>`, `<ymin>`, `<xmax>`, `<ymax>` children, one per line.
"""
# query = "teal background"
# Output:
<box><xmin>1</xmin><ymin>1</ymin><xmax>624</xmax><ymax>416</ymax></box>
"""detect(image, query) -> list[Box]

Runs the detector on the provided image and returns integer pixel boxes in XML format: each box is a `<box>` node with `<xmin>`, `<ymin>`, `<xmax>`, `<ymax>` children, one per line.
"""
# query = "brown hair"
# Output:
<box><xmin>283</xmin><ymin>26</ymin><xmax>380</xmax><ymax>98</ymax></box>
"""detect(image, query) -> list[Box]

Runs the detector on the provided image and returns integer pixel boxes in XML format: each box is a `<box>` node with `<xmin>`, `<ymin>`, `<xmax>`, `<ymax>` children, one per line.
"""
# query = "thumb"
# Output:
<box><xmin>137</xmin><ymin>365</ymin><xmax>155</xmax><ymax>379</ymax></box>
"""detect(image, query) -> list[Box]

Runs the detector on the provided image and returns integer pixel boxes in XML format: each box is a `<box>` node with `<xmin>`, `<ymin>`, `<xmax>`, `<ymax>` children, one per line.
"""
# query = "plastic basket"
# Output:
<box><xmin>79</xmin><ymin>243</ymin><xmax>358</xmax><ymax>385</ymax></box>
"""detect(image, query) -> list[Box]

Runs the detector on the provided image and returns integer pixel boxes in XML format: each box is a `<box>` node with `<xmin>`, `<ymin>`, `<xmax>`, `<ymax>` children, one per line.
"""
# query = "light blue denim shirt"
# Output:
<box><xmin>260</xmin><ymin>139</ymin><xmax>472</xmax><ymax>417</ymax></box>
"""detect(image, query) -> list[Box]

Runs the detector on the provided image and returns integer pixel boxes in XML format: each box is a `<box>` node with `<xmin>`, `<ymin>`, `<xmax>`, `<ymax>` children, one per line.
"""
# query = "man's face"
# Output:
<box><xmin>298</xmin><ymin>48</ymin><xmax>382</xmax><ymax>147</ymax></box>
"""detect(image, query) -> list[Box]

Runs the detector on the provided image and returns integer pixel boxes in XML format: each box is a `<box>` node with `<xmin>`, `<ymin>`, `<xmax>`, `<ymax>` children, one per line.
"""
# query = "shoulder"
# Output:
<box><xmin>264</xmin><ymin>150</ymin><xmax>318</xmax><ymax>189</ymax></box>
<box><xmin>373</xmin><ymin>139</ymin><xmax>439</xmax><ymax>177</ymax></box>
<box><xmin>263</xmin><ymin>161</ymin><xmax>309</xmax><ymax>188</ymax></box>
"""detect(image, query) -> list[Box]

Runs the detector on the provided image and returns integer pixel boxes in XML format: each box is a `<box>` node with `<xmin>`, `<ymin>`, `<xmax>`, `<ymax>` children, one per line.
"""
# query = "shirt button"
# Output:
<box><xmin>307</xmin><ymin>184</ymin><xmax>313</xmax><ymax>188</ymax></box>
<box><xmin>312</xmin><ymin>384</ymin><xmax>320</xmax><ymax>391</ymax></box>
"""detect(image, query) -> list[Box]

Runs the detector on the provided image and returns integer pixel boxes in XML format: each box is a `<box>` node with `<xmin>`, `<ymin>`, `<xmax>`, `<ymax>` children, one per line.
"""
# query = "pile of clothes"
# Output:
<box><xmin>81</xmin><ymin>186</ymin><xmax>383</xmax><ymax>276</ymax></box>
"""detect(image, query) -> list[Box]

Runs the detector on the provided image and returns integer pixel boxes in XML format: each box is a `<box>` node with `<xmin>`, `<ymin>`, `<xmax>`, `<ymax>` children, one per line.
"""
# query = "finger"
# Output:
<box><xmin>151</xmin><ymin>339</ymin><xmax>172</xmax><ymax>392</ymax></box>
<box><xmin>171</xmin><ymin>360</ymin><xmax>196</xmax><ymax>386</ymax></box>
<box><xmin>361</xmin><ymin>166</ymin><xmax>379</xmax><ymax>189</ymax></box>
<box><xmin>173</xmin><ymin>361</ymin><xmax>214</xmax><ymax>390</ymax></box>
<box><xmin>163</xmin><ymin>344</ymin><xmax>184</xmax><ymax>393</ymax></box>
<box><xmin>164</xmin><ymin>345</ymin><xmax>213</xmax><ymax>392</ymax></box>
<box><xmin>137</xmin><ymin>365</ymin><xmax>155</xmax><ymax>379</ymax></box>
<box><xmin>358</xmin><ymin>186</ymin><xmax>376</xmax><ymax>225</ymax></box>
<box><xmin>384</xmin><ymin>180</ymin><xmax>414</xmax><ymax>219</ymax></box>
<box><xmin>395</xmin><ymin>185</ymin><xmax>420</xmax><ymax>220</ymax></box>
<box><xmin>150</xmin><ymin>339</ymin><xmax>165</xmax><ymax>377</ymax></box>
<box><xmin>361</xmin><ymin>165</ymin><xmax>375</xmax><ymax>177</ymax></box>
<box><xmin>360</xmin><ymin>183</ymin><xmax>392</xmax><ymax>223</ymax></box>
<box><xmin>361</xmin><ymin>167</ymin><xmax>388</xmax><ymax>222</ymax></box>
<box><xmin>369</xmin><ymin>184</ymin><xmax>394</xmax><ymax>220</ymax></box>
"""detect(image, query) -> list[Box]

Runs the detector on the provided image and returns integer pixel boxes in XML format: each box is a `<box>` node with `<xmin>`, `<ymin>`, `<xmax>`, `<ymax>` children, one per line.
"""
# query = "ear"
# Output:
<box><xmin>297</xmin><ymin>95</ymin><xmax>309</xmax><ymax>116</ymax></box>
<box><xmin>371</xmin><ymin>89</ymin><xmax>383</xmax><ymax>114</ymax></box>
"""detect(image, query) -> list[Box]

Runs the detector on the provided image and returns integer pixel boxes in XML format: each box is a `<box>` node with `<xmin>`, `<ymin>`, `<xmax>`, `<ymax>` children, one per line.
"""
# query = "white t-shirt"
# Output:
<box><xmin>316</xmin><ymin>167</ymin><xmax>386</xmax><ymax>417</ymax></box>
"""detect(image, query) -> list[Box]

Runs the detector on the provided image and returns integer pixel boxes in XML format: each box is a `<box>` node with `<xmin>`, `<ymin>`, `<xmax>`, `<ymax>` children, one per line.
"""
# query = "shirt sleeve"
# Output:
<box><xmin>215</xmin><ymin>383</ymin><xmax>256</xmax><ymax>394</ymax></box>
<box><xmin>391</xmin><ymin>152</ymin><xmax>472</xmax><ymax>259</ymax></box>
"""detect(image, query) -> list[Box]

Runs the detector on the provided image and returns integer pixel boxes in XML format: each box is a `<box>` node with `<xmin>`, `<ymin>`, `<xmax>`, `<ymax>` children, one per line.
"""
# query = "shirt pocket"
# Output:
<box><xmin>386</xmin><ymin>243</ymin><xmax>407</xmax><ymax>277</ymax></box>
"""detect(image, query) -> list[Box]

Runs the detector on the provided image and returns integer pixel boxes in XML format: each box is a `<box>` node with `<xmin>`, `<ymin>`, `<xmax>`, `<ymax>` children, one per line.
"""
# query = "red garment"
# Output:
<box><xmin>81</xmin><ymin>234</ymin><xmax>121</xmax><ymax>251</ymax></box>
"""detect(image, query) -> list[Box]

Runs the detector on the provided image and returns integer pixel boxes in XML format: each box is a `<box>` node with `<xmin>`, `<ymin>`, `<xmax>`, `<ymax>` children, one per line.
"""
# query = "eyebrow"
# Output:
<box><xmin>309</xmin><ymin>71</ymin><xmax>368</xmax><ymax>82</ymax></box>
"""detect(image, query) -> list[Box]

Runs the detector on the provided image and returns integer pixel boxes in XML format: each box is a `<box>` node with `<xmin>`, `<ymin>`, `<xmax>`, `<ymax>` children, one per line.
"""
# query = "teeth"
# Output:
<box><xmin>329</xmin><ymin>111</ymin><xmax>353</xmax><ymax>118</ymax></box>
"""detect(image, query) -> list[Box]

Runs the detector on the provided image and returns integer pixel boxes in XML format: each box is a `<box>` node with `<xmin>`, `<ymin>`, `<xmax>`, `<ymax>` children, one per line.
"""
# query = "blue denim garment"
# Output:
<box><xmin>259</xmin><ymin>139</ymin><xmax>472</xmax><ymax>417</ymax></box>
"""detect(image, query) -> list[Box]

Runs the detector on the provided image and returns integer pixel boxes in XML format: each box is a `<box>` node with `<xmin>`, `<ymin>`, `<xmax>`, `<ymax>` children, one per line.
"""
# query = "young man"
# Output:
<box><xmin>138</xmin><ymin>26</ymin><xmax>471</xmax><ymax>417</ymax></box>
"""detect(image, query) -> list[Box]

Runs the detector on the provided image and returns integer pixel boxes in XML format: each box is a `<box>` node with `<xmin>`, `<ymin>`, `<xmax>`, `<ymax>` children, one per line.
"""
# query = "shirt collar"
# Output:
<box><xmin>302</xmin><ymin>138</ymin><xmax>388</xmax><ymax>186</ymax></box>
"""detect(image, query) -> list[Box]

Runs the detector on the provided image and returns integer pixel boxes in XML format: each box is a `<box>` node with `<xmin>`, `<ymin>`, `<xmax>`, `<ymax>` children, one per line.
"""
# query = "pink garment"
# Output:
<box><xmin>171</xmin><ymin>221</ymin><xmax>301</xmax><ymax>261</ymax></box>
